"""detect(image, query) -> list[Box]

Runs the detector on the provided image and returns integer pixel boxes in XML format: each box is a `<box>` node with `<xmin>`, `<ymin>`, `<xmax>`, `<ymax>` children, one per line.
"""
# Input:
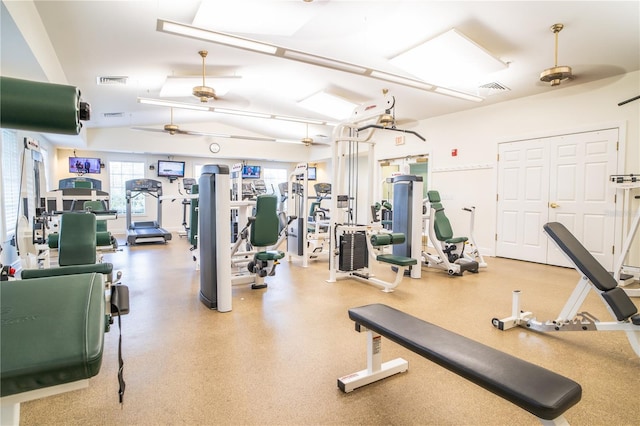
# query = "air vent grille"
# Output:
<box><xmin>103</xmin><ymin>112</ymin><xmax>124</xmax><ymax>118</ymax></box>
<box><xmin>479</xmin><ymin>81</ymin><xmax>510</xmax><ymax>91</ymax></box>
<box><xmin>477</xmin><ymin>81</ymin><xmax>510</xmax><ymax>97</ymax></box>
<box><xmin>97</xmin><ymin>76</ymin><xmax>128</xmax><ymax>85</ymax></box>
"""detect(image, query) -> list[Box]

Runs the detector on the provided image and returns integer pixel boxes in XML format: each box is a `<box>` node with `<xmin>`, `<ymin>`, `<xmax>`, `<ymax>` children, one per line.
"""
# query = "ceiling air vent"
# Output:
<box><xmin>478</xmin><ymin>81</ymin><xmax>510</xmax><ymax>96</ymax></box>
<box><xmin>97</xmin><ymin>76</ymin><xmax>128</xmax><ymax>86</ymax></box>
<box><xmin>103</xmin><ymin>112</ymin><xmax>125</xmax><ymax>118</ymax></box>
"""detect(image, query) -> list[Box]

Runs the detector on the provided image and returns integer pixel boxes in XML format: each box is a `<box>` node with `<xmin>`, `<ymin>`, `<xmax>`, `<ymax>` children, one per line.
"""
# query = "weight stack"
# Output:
<box><xmin>339</xmin><ymin>232</ymin><xmax>368</xmax><ymax>271</ymax></box>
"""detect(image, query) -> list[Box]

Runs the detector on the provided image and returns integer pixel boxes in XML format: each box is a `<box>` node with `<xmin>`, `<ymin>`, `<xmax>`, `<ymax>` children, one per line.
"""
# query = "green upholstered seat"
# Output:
<box><xmin>25</xmin><ymin>213</ymin><xmax>113</xmax><ymax>280</ymax></box>
<box><xmin>427</xmin><ymin>191</ymin><xmax>469</xmax><ymax>245</ymax></box>
<box><xmin>255</xmin><ymin>250</ymin><xmax>285</xmax><ymax>261</ymax></box>
<box><xmin>59</xmin><ymin>213</ymin><xmax>97</xmax><ymax>265</ymax></box>
<box><xmin>250</xmin><ymin>194</ymin><xmax>282</xmax><ymax>249</ymax></box>
<box><xmin>376</xmin><ymin>254</ymin><xmax>418</xmax><ymax>267</ymax></box>
<box><xmin>0</xmin><ymin>273</ymin><xmax>106</xmax><ymax>397</ymax></box>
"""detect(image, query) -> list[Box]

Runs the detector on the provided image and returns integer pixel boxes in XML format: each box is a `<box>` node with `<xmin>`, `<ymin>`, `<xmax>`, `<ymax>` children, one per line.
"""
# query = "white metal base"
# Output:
<box><xmin>0</xmin><ymin>380</ymin><xmax>89</xmax><ymax>426</ymax></box>
<box><xmin>338</xmin><ymin>358</ymin><xmax>408</xmax><ymax>392</ymax></box>
<box><xmin>338</xmin><ymin>329</ymin><xmax>409</xmax><ymax>392</ymax></box>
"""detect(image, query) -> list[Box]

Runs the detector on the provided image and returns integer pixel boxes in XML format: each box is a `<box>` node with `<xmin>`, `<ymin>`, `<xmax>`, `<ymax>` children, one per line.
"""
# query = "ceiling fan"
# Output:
<box><xmin>193</xmin><ymin>50</ymin><xmax>217</xmax><ymax>102</ymax></box>
<box><xmin>131</xmin><ymin>108</ymin><xmax>282</xmax><ymax>142</ymax></box>
<box><xmin>539</xmin><ymin>23</ymin><xmax>574</xmax><ymax>86</ymax></box>
<box><xmin>300</xmin><ymin>123</ymin><xmax>330</xmax><ymax>146</ymax></box>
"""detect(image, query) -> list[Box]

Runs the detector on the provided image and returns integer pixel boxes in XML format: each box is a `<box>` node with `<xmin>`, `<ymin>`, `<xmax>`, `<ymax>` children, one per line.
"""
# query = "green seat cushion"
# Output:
<box><xmin>21</xmin><ymin>263</ymin><xmax>113</xmax><ymax>279</ymax></box>
<box><xmin>376</xmin><ymin>254</ymin><xmax>417</xmax><ymax>266</ymax></box>
<box><xmin>445</xmin><ymin>237</ymin><xmax>468</xmax><ymax>244</ymax></box>
<box><xmin>1</xmin><ymin>273</ymin><xmax>106</xmax><ymax>397</ymax></box>
<box><xmin>255</xmin><ymin>250</ymin><xmax>285</xmax><ymax>261</ymax></box>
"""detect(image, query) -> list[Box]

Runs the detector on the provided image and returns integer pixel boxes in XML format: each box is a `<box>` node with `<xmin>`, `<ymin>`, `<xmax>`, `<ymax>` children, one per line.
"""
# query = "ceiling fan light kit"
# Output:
<box><xmin>540</xmin><ymin>23</ymin><xmax>573</xmax><ymax>86</ymax></box>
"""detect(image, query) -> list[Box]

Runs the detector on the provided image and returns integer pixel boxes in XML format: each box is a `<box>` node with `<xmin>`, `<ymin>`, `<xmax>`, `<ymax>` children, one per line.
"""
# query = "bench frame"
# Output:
<box><xmin>493</xmin><ymin>222</ymin><xmax>640</xmax><ymax>358</ymax></box>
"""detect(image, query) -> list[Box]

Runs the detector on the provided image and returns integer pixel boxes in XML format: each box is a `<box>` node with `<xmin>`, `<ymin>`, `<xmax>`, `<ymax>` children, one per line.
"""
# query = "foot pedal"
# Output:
<box><xmin>251</xmin><ymin>283</ymin><xmax>267</xmax><ymax>290</ymax></box>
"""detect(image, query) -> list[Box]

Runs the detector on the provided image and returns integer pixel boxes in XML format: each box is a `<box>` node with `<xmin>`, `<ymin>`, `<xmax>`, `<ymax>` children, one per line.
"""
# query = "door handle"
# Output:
<box><xmin>549</xmin><ymin>202</ymin><xmax>560</xmax><ymax>208</ymax></box>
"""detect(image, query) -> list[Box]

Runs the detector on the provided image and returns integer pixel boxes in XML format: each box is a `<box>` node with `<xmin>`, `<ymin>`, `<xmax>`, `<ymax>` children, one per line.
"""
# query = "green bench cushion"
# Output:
<box><xmin>1</xmin><ymin>273</ymin><xmax>106</xmax><ymax>397</ymax></box>
<box><xmin>255</xmin><ymin>250</ymin><xmax>285</xmax><ymax>261</ymax></box>
<box><xmin>376</xmin><ymin>254</ymin><xmax>417</xmax><ymax>267</ymax></box>
<box><xmin>21</xmin><ymin>263</ymin><xmax>113</xmax><ymax>280</ymax></box>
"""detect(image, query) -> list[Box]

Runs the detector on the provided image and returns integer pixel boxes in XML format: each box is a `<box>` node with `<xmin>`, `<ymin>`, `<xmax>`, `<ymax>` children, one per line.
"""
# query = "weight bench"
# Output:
<box><xmin>338</xmin><ymin>304</ymin><xmax>582</xmax><ymax>425</ymax></box>
<box><xmin>493</xmin><ymin>222</ymin><xmax>640</xmax><ymax>357</ymax></box>
<box><xmin>1</xmin><ymin>273</ymin><xmax>106</xmax><ymax>425</ymax></box>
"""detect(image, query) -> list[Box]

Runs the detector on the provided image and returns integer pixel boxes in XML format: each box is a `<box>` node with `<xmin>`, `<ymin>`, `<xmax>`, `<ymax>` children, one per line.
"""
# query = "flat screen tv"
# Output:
<box><xmin>69</xmin><ymin>157</ymin><xmax>101</xmax><ymax>174</ymax></box>
<box><xmin>307</xmin><ymin>167</ymin><xmax>317</xmax><ymax>181</ymax></box>
<box><xmin>157</xmin><ymin>160</ymin><xmax>185</xmax><ymax>178</ymax></box>
<box><xmin>242</xmin><ymin>165</ymin><xmax>261</xmax><ymax>179</ymax></box>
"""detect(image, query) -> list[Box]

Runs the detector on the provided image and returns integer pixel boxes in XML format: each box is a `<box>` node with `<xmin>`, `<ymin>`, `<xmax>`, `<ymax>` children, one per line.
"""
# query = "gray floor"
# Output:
<box><xmin>20</xmin><ymin>235</ymin><xmax>640</xmax><ymax>425</ymax></box>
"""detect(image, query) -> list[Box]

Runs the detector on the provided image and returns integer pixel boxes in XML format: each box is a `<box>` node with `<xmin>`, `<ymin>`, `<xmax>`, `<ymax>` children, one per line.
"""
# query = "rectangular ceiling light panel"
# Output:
<box><xmin>390</xmin><ymin>29</ymin><xmax>507</xmax><ymax>88</ymax></box>
<box><xmin>298</xmin><ymin>91</ymin><xmax>358</xmax><ymax>120</ymax></box>
<box><xmin>193</xmin><ymin>1</ymin><xmax>321</xmax><ymax>36</ymax></box>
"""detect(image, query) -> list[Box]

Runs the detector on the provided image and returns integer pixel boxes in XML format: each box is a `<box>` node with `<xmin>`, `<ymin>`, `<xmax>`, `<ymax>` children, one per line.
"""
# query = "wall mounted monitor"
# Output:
<box><xmin>157</xmin><ymin>160</ymin><xmax>186</xmax><ymax>178</ymax></box>
<box><xmin>242</xmin><ymin>165</ymin><xmax>261</xmax><ymax>179</ymax></box>
<box><xmin>69</xmin><ymin>157</ymin><xmax>101</xmax><ymax>174</ymax></box>
<box><xmin>307</xmin><ymin>166</ymin><xmax>317</xmax><ymax>181</ymax></box>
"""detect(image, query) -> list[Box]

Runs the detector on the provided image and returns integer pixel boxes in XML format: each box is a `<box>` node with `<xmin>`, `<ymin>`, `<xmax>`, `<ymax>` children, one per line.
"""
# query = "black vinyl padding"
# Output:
<box><xmin>544</xmin><ymin>222</ymin><xmax>638</xmax><ymax>321</ymax></box>
<box><xmin>543</xmin><ymin>222</ymin><xmax>617</xmax><ymax>291</ymax></box>
<box><xmin>348</xmin><ymin>304</ymin><xmax>582</xmax><ymax>421</ymax></box>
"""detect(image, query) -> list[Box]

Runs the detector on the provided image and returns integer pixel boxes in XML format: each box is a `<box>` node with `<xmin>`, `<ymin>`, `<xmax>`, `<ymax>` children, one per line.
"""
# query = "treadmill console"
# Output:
<box><xmin>126</xmin><ymin>179</ymin><xmax>162</xmax><ymax>192</ymax></box>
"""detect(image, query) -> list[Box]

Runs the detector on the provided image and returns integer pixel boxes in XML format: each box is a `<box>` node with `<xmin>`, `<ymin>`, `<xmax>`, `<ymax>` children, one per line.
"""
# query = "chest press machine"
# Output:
<box><xmin>493</xmin><ymin>222</ymin><xmax>640</xmax><ymax>358</ymax></box>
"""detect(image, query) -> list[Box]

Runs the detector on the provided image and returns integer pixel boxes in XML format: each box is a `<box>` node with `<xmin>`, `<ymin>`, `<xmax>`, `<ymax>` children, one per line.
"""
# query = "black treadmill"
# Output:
<box><xmin>125</xmin><ymin>179</ymin><xmax>172</xmax><ymax>245</ymax></box>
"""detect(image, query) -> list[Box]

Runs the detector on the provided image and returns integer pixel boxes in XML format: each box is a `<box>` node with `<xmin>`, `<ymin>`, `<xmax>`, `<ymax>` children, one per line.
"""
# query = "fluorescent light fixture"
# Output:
<box><xmin>434</xmin><ymin>87</ymin><xmax>484</xmax><ymax>102</ymax></box>
<box><xmin>214</xmin><ymin>108</ymin><xmax>271</xmax><ymax>119</ymax></box>
<box><xmin>369</xmin><ymin>71</ymin><xmax>433</xmax><ymax>91</ymax></box>
<box><xmin>282</xmin><ymin>50</ymin><xmax>369</xmax><ymax>74</ymax></box>
<box><xmin>298</xmin><ymin>91</ymin><xmax>358</xmax><ymax>120</ymax></box>
<box><xmin>159</xmin><ymin>76</ymin><xmax>241</xmax><ymax>98</ymax></box>
<box><xmin>137</xmin><ymin>97</ymin><xmax>333</xmax><ymax>125</ymax></box>
<box><xmin>138</xmin><ymin>97</ymin><xmax>210</xmax><ymax>111</ymax></box>
<box><xmin>157</xmin><ymin>19</ymin><xmax>278</xmax><ymax>54</ymax></box>
<box><xmin>192</xmin><ymin>1</ymin><xmax>318</xmax><ymax>37</ymax></box>
<box><xmin>390</xmin><ymin>29</ymin><xmax>507</xmax><ymax>88</ymax></box>
<box><xmin>155</xmin><ymin>19</ymin><xmax>436</xmax><ymax>97</ymax></box>
<box><xmin>273</xmin><ymin>115</ymin><xmax>328</xmax><ymax>125</ymax></box>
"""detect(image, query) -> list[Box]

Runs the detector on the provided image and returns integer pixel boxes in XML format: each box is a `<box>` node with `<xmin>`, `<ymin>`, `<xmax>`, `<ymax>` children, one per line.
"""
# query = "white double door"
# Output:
<box><xmin>496</xmin><ymin>128</ymin><xmax>619</xmax><ymax>268</ymax></box>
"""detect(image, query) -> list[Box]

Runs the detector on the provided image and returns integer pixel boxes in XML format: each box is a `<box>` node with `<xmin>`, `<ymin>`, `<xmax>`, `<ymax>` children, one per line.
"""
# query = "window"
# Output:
<box><xmin>263</xmin><ymin>167</ymin><xmax>288</xmax><ymax>199</ymax></box>
<box><xmin>109</xmin><ymin>161</ymin><xmax>145</xmax><ymax>214</ymax></box>
<box><xmin>1</xmin><ymin>130</ymin><xmax>20</xmax><ymax>241</ymax></box>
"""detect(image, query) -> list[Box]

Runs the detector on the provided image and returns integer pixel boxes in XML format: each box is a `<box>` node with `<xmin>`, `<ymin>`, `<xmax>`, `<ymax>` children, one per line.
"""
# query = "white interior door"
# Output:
<box><xmin>497</xmin><ymin>128</ymin><xmax>619</xmax><ymax>269</ymax></box>
<box><xmin>496</xmin><ymin>139</ymin><xmax>549</xmax><ymax>263</ymax></box>
<box><xmin>547</xmin><ymin>129</ymin><xmax>619</xmax><ymax>267</ymax></box>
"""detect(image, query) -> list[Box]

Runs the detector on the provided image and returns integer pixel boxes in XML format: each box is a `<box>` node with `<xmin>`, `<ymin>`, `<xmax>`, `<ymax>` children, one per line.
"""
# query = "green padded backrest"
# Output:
<box><xmin>59</xmin><ymin>213</ymin><xmax>97</xmax><ymax>266</ymax></box>
<box><xmin>250</xmin><ymin>194</ymin><xmax>280</xmax><ymax>247</ymax></box>
<box><xmin>309</xmin><ymin>201</ymin><xmax>321</xmax><ymax>217</ymax></box>
<box><xmin>84</xmin><ymin>200</ymin><xmax>107</xmax><ymax>232</ymax></box>
<box><xmin>431</xmin><ymin>203</ymin><xmax>454</xmax><ymax>242</ymax></box>
<box><xmin>427</xmin><ymin>190</ymin><xmax>441</xmax><ymax>203</ymax></box>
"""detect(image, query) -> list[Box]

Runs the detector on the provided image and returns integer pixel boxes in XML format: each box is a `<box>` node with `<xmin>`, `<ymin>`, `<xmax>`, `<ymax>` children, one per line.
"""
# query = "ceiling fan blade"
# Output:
<box><xmin>131</xmin><ymin>127</ymin><xmax>168</xmax><ymax>133</ymax></box>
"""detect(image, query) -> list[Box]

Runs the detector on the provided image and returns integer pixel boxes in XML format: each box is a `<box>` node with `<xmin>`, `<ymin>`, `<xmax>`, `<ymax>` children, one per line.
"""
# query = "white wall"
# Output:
<box><xmin>374</xmin><ymin>71</ymin><xmax>640</xmax><ymax>264</ymax></box>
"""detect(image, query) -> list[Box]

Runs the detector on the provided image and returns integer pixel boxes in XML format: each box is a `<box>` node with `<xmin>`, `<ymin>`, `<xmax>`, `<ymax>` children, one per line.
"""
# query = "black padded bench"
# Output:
<box><xmin>338</xmin><ymin>304</ymin><xmax>582</xmax><ymax>424</ymax></box>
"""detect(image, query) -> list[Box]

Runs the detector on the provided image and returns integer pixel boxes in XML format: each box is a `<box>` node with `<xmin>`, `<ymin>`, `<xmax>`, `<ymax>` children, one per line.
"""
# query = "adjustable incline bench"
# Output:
<box><xmin>493</xmin><ymin>222</ymin><xmax>640</xmax><ymax>357</ymax></box>
<box><xmin>339</xmin><ymin>304</ymin><xmax>582</xmax><ymax>425</ymax></box>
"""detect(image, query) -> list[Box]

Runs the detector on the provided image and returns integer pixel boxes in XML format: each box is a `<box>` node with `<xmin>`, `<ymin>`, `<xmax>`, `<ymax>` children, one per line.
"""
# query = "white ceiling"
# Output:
<box><xmin>2</xmin><ymin>0</ymin><xmax>639</xmax><ymax>147</ymax></box>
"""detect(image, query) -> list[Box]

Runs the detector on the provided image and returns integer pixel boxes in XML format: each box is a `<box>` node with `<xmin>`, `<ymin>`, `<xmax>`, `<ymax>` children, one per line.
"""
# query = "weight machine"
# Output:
<box><xmin>286</xmin><ymin>163</ymin><xmax>330</xmax><ymax>267</ymax></box>
<box><xmin>327</xmin><ymin>95</ymin><xmax>425</xmax><ymax>291</ymax></box>
<box><xmin>610</xmin><ymin>174</ymin><xmax>640</xmax><ymax>296</ymax></box>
